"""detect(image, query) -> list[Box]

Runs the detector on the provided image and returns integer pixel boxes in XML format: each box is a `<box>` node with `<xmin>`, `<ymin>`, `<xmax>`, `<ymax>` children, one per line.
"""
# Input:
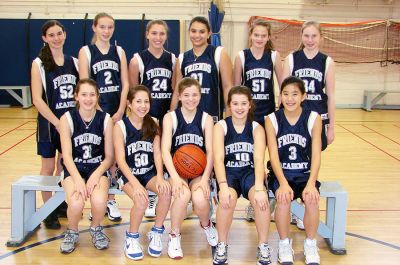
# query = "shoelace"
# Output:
<box><xmin>148</xmin><ymin>196</ymin><xmax>156</xmax><ymax>208</ymax></box>
<box><xmin>64</xmin><ymin>230</ymin><xmax>77</xmax><ymax>243</ymax></box>
<box><xmin>128</xmin><ymin>237</ymin><xmax>142</xmax><ymax>251</ymax></box>
<box><xmin>92</xmin><ymin>228</ymin><xmax>110</xmax><ymax>244</ymax></box>
<box><xmin>170</xmin><ymin>235</ymin><xmax>181</xmax><ymax>250</ymax></box>
<box><xmin>150</xmin><ymin>232</ymin><xmax>162</xmax><ymax>247</ymax></box>
<box><xmin>280</xmin><ymin>243</ymin><xmax>293</xmax><ymax>256</ymax></box>
<box><xmin>216</xmin><ymin>243</ymin><xmax>226</xmax><ymax>256</ymax></box>
<box><xmin>204</xmin><ymin>225</ymin><xmax>216</xmax><ymax>239</ymax></box>
<box><xmin>305</xmin><ymin>244</ymin><xmax>319</xmax><ymax>256</ymax></box>
<box><xmin>108</xmin><ymin>200</ymin><xmax>118</xmax><ymax>207</ymax></box>
<box><xmin>259</xmin><ymin>244</ymin><xmax>271</xmax><ymax>259</ymax></box>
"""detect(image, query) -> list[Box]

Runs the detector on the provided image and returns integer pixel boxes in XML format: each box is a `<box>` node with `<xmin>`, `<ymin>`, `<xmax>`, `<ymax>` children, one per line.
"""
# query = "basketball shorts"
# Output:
<box><xmin>321</xmin><ymin>114</ymin><xmax>329</xmax><ymax>151</ymax></box>
<box><xmin>221</xmin><ymin>170</ymin><xmax>261</xmax><ymax>200</ymax></box>
<box><xmin>62</xmin><ymin>164</ymin><xmax>101</xmax><ymax>182</ymax></box>
<box><xmin>116</xmin><ymin>168</ymin><xmax>157</xmax><ymax>190</ymax></box>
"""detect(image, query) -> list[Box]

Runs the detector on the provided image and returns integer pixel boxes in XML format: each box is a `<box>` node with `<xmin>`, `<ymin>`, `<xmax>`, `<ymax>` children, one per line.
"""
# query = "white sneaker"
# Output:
<box><xmin>124</xmin><ymin>232</ymin><xmax>143</xmax><ymax>260</ymax></box>
<box><xmin>147</xmin><ymin>226</ymin><xmax>164</xmax><ymax>257</ymax></box>
<box><xmin>168</xmin><ymin>233</ymin><xmax>183</xmax><ymax>259</ymax></box>
<box><xmin>201</xmin><ymin>221</ymin><xmax>218</xmax><ymax>246</ymax></box>
<box><xmin>144</xmin><ymin>195</ymin><xmax>157</xmax><ymax>218</ymax></box>
<box><xmin>107</xmin><ymin>200</ymin><xmax>122</xmax><ymax>221</ymax></box>
<box><xmin>304</xmin><ymin>238</ymin><xmax>320</xmax><ymax>265</ymax></box>
<box><xmin>295</xmin><ymin>216</ymin><xmax>305</xmax><ymax>230</ymax></box>
<box><xmin>244</xmin><ymin>203</ymin><xmax>255</xmax><ymax>222</ymax></box>
<box><xmin>278</xmin><ymin>238</ymin><xmax>294</xmax><ymax>265</ymax></box>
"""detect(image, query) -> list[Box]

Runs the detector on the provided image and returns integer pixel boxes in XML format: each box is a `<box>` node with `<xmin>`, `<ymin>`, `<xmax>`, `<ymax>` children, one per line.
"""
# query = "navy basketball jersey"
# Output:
<box><xmin>34</xmin><ymin>55</ymin><xmax>79</xmax><ymax>142</ymax></box>
<box><xmin>239</xmin><ymin>49</ymin><xmax>276</xmax><ymax>125</ymax></box>
<box><xmin>84</xmin><ymin>44</ymin><xmax>122</xmax><ymax>116</ymax></box>
<box><xmin>289</xmin><ymin>50</ymin><xmax>332</xmax><ymax>121</ymax></box>
<box><xmin>268</xmin><ymin>108</ymin><xmax>318</xmax><ymax>182</ymax></box>
<box><xmin>65</xmin><ymin>108</ymin><xmax>110</xmax><ymax>169</ymax></box>
<box><xmin>179</xmin><ymin>45</ymin><xmax>223</xmax><ymax>121</ymax></box>
<box><xmin>134</xmin><ymin>49</ymin><xmax>176</xmax><ymax>120</ymax></box>
<box><xmin>218</xmin><ymin>117</ymin><xmax>258</xmax><ymax>177</ymax></box>
<box><xmin>117</xmin><ymin>117</ymin><xmax>155</xmax><ymax>177</ymax></box>
<box><xmin>170</xmin><ymin>108</ymin><xmax>208</xmax><ymax>155</ymax></box>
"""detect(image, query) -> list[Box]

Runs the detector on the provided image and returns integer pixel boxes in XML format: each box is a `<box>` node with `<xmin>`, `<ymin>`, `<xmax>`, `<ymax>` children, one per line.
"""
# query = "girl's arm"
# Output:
<box><xmin>253</xmin><ymin>124</ymin><xmax>268</xmax><ymax>210</ymax></box>
<box><xmin>232</xmin><ymin>54</ymin><xmax>242</xmax><ymax>86</ymax></box>
<box><xmin>201</xmin><ymin>115</ymin><xmax>214</xmax><ymax>180</ymax></box>
<box><xmin>59</xmin><ymin>114</ymin><xmax>87</xmax><ymax>199</ymax></box>
<box><xmin>169</xmin><ymin>58</ymin><xmax>182</xmax><ymax>111</ymax></box>
<box><xmin>282</xmin><ymin>54</ymin><xmax>291</xmax><ymax>80</ymax></box>
<box><xmin>219</xmin><ymin>48</ymin><xmax>233</xmax><ymax>116</ymax></box>
<box><xmin>161</xmin><ymin>113</ymin><xmax>180</xmax><ymax>179</ymax></box>
<box><xmin>31</xmin><ymin>62</ymin><xmax>60</xmax><ymax>130</ymax></box>
<box><xmin>325</xmin><ymin>59</ymin><xmax>336</xmax><ymax>145</ymax></box>
<box><xmin>153</xmin><ymin>132</ymin><xmax>170</xmax><ymax>195</ymax></box>
<box><xmin>113</xmin><ymin>122</ymin><xmax>143</xmax><ymax>187</ymax></box>
<box><xmin>274</xmin><ymin>51</ymin><xmax>284</xmax><ymax>89</ymax></box>
<box><xmin>265</xmin><ymin>116</ymin><xmax>293</xmax><ymax>203</ymax></box>
<box><xmin>78</xmin><ymin>47</ymin><xmax>90</xmax><ymax>79</ymax></box>
<box><xmin>308</xmin><ymin>115</ymin><xmax>322</xmax><ymax>186</ymax></box>
<box><xmin>128</xmin><ymin>56</ymin><xmax>140</xmax><ymax>87</ymax></box>
<box><xmin>114</xmin><ymin>49</ymin><xmax>129</xmax><ymax>122</ymax></box>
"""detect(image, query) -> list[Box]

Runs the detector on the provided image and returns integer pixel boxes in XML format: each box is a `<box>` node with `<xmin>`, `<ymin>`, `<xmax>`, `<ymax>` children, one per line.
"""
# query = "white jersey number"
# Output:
<box><xmin>152</xmin><ymin>78</ymin><xmax>168</xmax><ymax>91</ymax></box>
<box><xmin>288</xmin><ymin>146</ymin><xmax>297</xmax><ymax>160</ymax></box>
<box><xmin>59</xmin><ymin>85</ymin><xmax>74</xmax><ymax>99</ymax></box>
<box><xmin>104</xmin><ymin>71</ymin><xmax>113</xmax><ymax>85</ymax></box>
<box><xmin>82</xmin><ymin>145</ymin><xmax>92</xmax><ymax>160</ymax></box>
<box><xmin>134</xmin><ymin>153</ymin><xmax>149</xmax><ymax>167</ymax></box>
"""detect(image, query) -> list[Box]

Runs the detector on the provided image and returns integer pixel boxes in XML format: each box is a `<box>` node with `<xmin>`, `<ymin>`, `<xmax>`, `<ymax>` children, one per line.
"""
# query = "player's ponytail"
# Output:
<box><xmin>39</xmin><ymin>20</ymin><xmax>65</xmax><ymax>72</ymax></box>
<box><xmin>127</xmin><ymin>85</ymin><xmax>160</xmax><ymax>140</ymax></box>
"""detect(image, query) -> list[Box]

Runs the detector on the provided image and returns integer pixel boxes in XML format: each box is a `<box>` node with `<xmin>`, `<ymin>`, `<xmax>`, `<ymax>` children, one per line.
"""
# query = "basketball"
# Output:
<box><xmin>173</xmin><ymin>144</ymin><xmax>206</xmax><ymax>179</ymax></box>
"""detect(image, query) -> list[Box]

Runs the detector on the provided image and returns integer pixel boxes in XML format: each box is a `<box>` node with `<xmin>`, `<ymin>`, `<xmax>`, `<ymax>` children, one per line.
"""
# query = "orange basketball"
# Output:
<box><xmin>173</xmin><ymin>144</ymin><xmax>206</xmax><ymax>179</ymax></box>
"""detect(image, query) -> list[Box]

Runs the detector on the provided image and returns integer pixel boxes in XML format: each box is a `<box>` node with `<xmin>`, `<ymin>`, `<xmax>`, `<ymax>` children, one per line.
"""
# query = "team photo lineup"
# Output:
<box><xmin>32</xmin><ymin>11</ymin><xmax>336</xmax><ymax>265</ymax></box>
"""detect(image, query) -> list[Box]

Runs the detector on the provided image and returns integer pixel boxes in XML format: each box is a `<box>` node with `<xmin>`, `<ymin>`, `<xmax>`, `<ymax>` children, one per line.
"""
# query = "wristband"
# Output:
<box><xmin>255</xmin><ymin>189</ymin><xmax>266</xmax><ymax>192</ymax></box>
<box><xmin>218</xmin><ymin>180</ymin><xmax>227</xmax><ymax>185</ymax></box>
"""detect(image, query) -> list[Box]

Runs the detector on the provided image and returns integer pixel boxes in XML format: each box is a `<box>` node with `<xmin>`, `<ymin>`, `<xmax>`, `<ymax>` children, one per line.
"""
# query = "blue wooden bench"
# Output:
<box><xmin>0</xmin><ymin>86</ymin><xmax>32</xmax><ymax>108</ymax></box>
<box><xmin>362</xmin><ymin>90</ymin><xmax>400</xmax><ymax>111</ymax></box>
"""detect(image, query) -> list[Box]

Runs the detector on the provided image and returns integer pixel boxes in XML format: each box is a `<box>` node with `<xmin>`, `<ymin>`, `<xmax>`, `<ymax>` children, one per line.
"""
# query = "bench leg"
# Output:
<box><xmin>325</xmin><ymin>194</ymin><xmax>347</xmax><ymax>254</ymax></box>
<box><xmin>21</xmin><ymin>86</ymin><xmax>32</xmax><ymax>108</ymax></box>
<box><xmin>7</xmin><ymin>187</ymin><xmax>36</xmax><ymax>247</ymax></box>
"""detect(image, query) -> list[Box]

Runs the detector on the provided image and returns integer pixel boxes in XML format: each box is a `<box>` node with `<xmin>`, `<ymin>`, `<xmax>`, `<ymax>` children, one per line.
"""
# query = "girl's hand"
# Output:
<box><xmin>218</xmin><ymin>186</ymin><xmax>232</xmax><ymax>209</ymax></box>
<box><xmin>132</xmin><ymin>182</ymin><xmax>149</xmax><ymax>203</ymax></box>
<box><xmin>86</xmin><ymin>175</ymin><xmax>100</xmax><ymax>197</ymax></box>
<box><xmin>192</xmin><ymin>178</ymin><xmax>210</xmax><ymax>199</ymax></box>
<box><xmin>254</xmin><ymin>189</ymin><xmax>268</xmax><ymax>211</ymax></box>
<box><xmin>112</xmin><ymin>112</ymin><xmax>123</xmax><ymax>123</ymax></box>
<box><xmin>171</xmin><ymin>177</ymin><xmax>188</xmax><ymax>199</ymax></box>
<box><xmin>302</xmin><ymin>184</ymin><xmax>320</xmax><ymax>204</ymax></box>
<box><xmin>276</xmin><ymin>184</ymin><xmax>293</xmax><ymax>205</ymax></box>
<box><xmin>74</xmin><ymin>177</ymin><xmax>88</xmax><ymax>200</ymax></box>
<box><xmin>156</xmin><ymin>177</ymin><xmax>171</xmax><ymax>196</ymax></box>
<box><xmin>327</xmin><ymin>125</ymin><xmax>335</xmax><ymax>145</ymax></box>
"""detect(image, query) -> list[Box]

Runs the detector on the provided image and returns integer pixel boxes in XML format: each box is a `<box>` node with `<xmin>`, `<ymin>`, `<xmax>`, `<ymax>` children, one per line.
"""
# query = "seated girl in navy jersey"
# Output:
<box><xmin>59</xmin><ymin>78</ymin><xmax>114</xmax><ymax>254</ymax></box>
<box><xmin>113</xmin><ymin>85</ymin><xmax>171</xmax><ymax>260</ymax></box>
<box><xmin>162</xmin><ymin>77</ymin><xmax>217</xmax><ymax>259</ymax></box>
<box><xmin>212</xmin><ymin>86</ymin><xmax>271</xmax><ymax>265</ymax></box>
<box><xmin>265</xmin><ymin>76</ymin><xmax>322</xmax><ymax>265</ymax></box>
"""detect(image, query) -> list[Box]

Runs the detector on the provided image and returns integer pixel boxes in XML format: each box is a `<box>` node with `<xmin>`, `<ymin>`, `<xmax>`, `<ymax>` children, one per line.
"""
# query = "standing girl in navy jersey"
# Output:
<box><xmin>59</xmin><ymin>78</ymin><xmax>114</xmax><ymax>254</ymax></box>
<box><xmin>283</xmin><ymin>21</ymin><xmax>335</xmax><ymax>151</ymax></box>
<box><xmin>31</xmin><ymin>20</ymin><xmax>79</xmax><ymax>229</ymax></box>
<box><xmin>233</xmin><ymin>18</ymin><xmax>284</xmax><ymax>126</ymax></box>
<box><xmin>162</xmin><ymin>78</ymin><xmax>217</xmax><ymax>259</ymax></box>
<box><xmin>265</xmin><ymin>76</ymin><xmax>322</xmax><ymax>265</ymax></box>
<box><xmin>212</xmin><ymin>86</ymin><xmax>271</xmax><ymax>265</ymax></box>
<box><xmin>171</xmin><ymin>16</ymin><xmax>232</xmax><ymax>122</ymax></box>
<box><xmin>79</xmin><ymin>12</ymin><xmax>129</xmax><ymax>221</ymax></box>
<box><xmin>128</xmin><ymin>19</ymin><xmax>176</xmax><ymax>218</ymax></box>
<box><xmin>113</xmin><ymin>85</ymin><xmax>171</xmax><ymax>260</ymax></box>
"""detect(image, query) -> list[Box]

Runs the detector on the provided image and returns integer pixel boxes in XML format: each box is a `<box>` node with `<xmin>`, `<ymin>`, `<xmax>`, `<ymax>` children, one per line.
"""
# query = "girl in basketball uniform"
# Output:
<box><xmin>79</xmin><ymin>12</ymin><xmax>129</xmax><ymax>221</ymax></box>
<box><xmin>212</xmin><ymin>86</ymin><xmax>271</xmax><ymax>265</ymax></box>
<box><xmin>283</xmin><ymin>20</ymin><xmax>335</xmax><ymax>150</ymax></box>
<box><xmin>59</xmin><ymin>78</ymin><xmax>114</xmax><ymax>254</ymax></box>
<box><xmin>162</xmin><ymin>77</ymin><xmax>217</xmax><ymax>259</ymax></box>
<box><xmin>233</xmin><ymin>18</ymin><xmax>284</xmax><ymax>126</ymax></box>
<box><xmin>171</xmin><ymin>16</ymin><xmax>232</xmax><ymax>122</ymax></box>
<box><xmin>265</xmin><ymin>76</ymin><xmax>322</xmax><ymax>265</ymax></box>
<box><xmin>31</xmin><ymin>20</ymin><xmax>79</xmax><ymax>229</ymax></box>
<box><xmin>113</xmin><ymin>85</ymin><xmax>171</xmax><ymax>260</ymax></box>
<box><xmin>128</xmin><ymin>19</ymin><xmax>176</xmax><ymax>218</ymax></box>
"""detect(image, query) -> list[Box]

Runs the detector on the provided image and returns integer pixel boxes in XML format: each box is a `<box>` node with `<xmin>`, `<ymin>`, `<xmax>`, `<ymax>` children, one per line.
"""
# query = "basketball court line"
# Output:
<box><xmin>0</xmin><ymin>132</ymin><xmax>35</xmax><ymax>157</ymax></box>
<box><xmin>337</xmin><ymin>124</ymin><xmax>400</xmax><ymax>162</ymax></box>
<box><xmin>0</xmin><ymin>121</ymin><xmax>32</xmax><ymax>138</ymax></box>
<box><xmin>362</xmin><ymin>125</ymin><xmax>400</xmax><ymax>146</ymax></box>
<box><xmin>1</xmin><ymin>217</ymin><xmax>400</xmax><ymax>261</ymax></box>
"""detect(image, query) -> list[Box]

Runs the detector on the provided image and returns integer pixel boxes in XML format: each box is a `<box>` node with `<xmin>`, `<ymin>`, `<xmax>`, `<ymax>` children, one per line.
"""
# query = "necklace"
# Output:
<box><xmin>80</xmin><ymin>111</ymin><xmax>96</xmax><ymax>130</ymax></box>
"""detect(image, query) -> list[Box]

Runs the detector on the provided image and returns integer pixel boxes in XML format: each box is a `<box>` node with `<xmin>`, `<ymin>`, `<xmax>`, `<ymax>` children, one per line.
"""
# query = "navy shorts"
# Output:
<box><xmin>37</xmin><ymin>134</ymin><xmax>61</xmax><ymax>158</ymax></box>
<box><xmin>268</xmin><ymin>176</ymin><xmax>320</xmax><ymax>201</ymax></box>
<box><xmin>221</xmin><ymin>170</ymin><xmax>259</xmax><ymax>200</ymax></box>
<box><xmin>116</xmin><ymin>168</ymin><xmax>157</xmax><ymax>189</ymax></box>
<box><xmin>62</xmin><ymin>164</ymin><xmax>100</xmax><ymax>182</ymax></box>
<box><xmin>321</xmin><ymin>118</ymin><xmax>329</xmax><ymax>151</ymax></box>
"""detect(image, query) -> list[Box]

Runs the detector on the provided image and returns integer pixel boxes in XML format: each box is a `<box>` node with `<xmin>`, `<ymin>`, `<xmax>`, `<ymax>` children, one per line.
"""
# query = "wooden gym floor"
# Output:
<box><xmin>0</xmin><ymin>107</ymin><xmax>399</xmax><ymax>265</ymax></box>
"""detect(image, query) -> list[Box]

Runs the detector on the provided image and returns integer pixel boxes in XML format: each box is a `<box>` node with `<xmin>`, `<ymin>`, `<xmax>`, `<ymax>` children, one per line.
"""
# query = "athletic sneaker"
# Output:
<box><xmin>60</xmin><ymin>229</ymin><xmax>79</xmax><ymax>254</ymax></box>
<box><xmin>295</xmin><ymin>216</ymin><xmax>305</xmax><ymax>230</ymax></box>
<box><xmin>147</xmin><ymin>226</ymin><xmax>164</xmax><ymax>257</ymax></box>
<box><xmin>125</xmin><ymin>232</ymin><xmax>143</xmax><ymax>260</ymax></box>
<box><xmin>89</xmin><ymin>226</ymin><xmax>110</xmax><ymax>250</ymax></box>
<box><xmin>257</xmin><ymin>243</ymin><xmax>272</xmax><ymax>265</ymax></box>
<box><xmin>244</xmin><ymin>203</ymin><xmax>255</xmax><ymax>222</ymax></box>
<box><xmin>213</xmin><ymin>242</ymin><xmax>228</xmax><ymax>265</ymax></box>
<box><xmin>107</xmin><ymin>200</ymin><xmax>122</xmax><ymax>221</ymax></box>
<box><xmin>201</xmin><ymin>220</ymin><xmax>218</xmax><ymax>246</ymax></box>
<box><xmin>43</xmin><ymin>211</ymin><xmax>61</xmax><ymax>229</ymax></box>
<box><xmin>144</xmin><ymin>195</ymin><xmax>157</xmax><ymax>218</ymax></box>
<box><xmin>304</xmin><ymin>238</ymin><xmax>320</xmax><ymax>265</ymax></box>
<box><xmin>167</xmin><ymin>233</ymin><xmax>183</xmax><ymax>259</ymax></box>
<box><xmin>278</xmin><ymin>238</ymin><xmax>294</xmax><ymax>265</ymax></box>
